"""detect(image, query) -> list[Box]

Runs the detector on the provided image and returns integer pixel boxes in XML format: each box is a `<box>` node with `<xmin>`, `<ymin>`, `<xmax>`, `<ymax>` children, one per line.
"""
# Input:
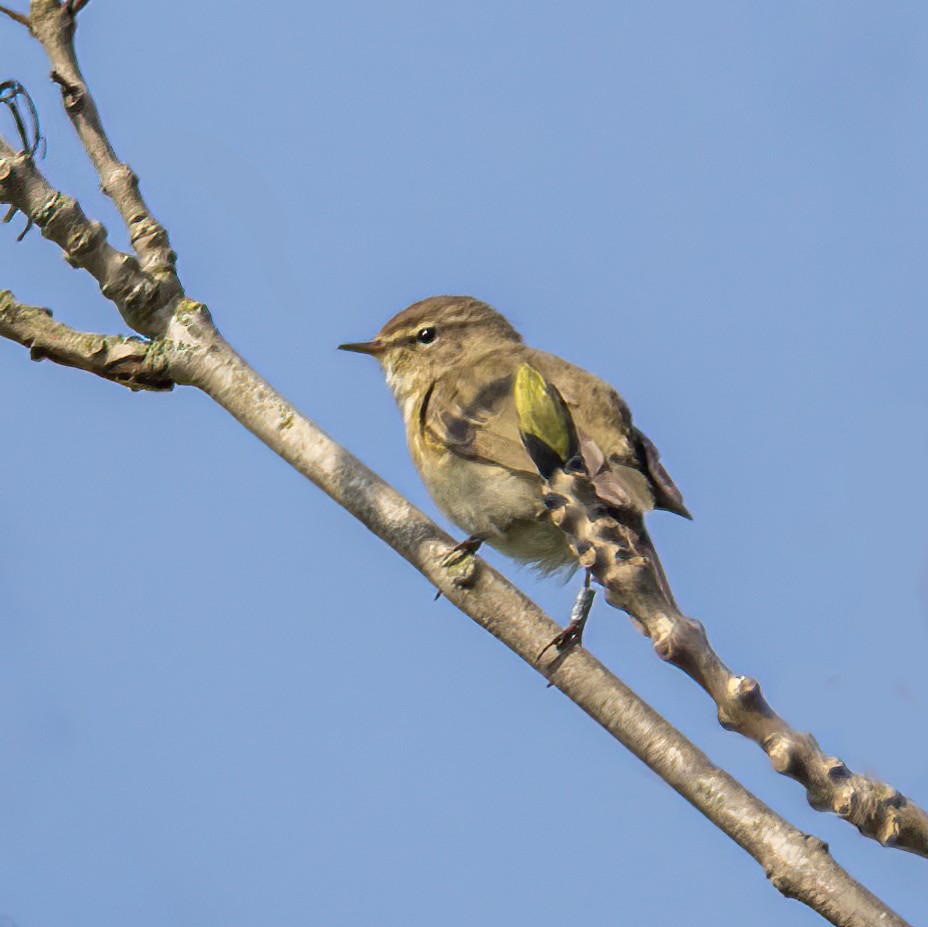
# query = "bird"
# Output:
<box><xmin>339</xmin><ymin>295</ymin><xmax>690</xmax><ymax>600</ymax></box>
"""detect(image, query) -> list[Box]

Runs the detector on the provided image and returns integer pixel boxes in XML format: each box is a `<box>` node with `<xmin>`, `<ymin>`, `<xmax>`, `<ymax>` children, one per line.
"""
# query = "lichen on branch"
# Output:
<box><xmin>0</xmin><ymin>291</ymin><xmax>173</xmax><ymax>390</ymax></box>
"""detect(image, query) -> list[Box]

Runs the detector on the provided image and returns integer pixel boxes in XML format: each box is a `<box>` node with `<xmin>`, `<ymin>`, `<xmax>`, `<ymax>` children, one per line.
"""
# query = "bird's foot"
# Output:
<box><xmin>439</xmin><ymin>535</ymin><xmax>483</xmax><ymax>568</ymax></box>
<box><xmin>436</xmin><ymin>536</ymin><xmax>483</xmax><ymax>591</ymax></box>
<box><xmin>536</xmin><ymin>582</ymin><xmax>596</xmax><ymax>664</ymax></box>
<box><xmin>537</xmin><ymin>621</ymin><xmax>585</xmax><ymax>662</ymax></box>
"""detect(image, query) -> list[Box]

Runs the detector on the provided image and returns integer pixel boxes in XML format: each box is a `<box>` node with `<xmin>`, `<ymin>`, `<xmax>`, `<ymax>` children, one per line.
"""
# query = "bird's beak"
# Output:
<box><xmin>338</xmin><ymin>339</ymin><xmax>385</xmax><ymax>356</ymax></box>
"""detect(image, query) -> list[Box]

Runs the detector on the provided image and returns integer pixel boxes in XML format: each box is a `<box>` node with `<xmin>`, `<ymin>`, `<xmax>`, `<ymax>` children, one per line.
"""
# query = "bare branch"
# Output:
<box><xmin>171</xmin><ymin>334</ymin><xmax>913</xmax><ymax>927</ymax></box>
<box><xmin>0</xmin><ymin>290</ymin><xmax>173</xmax><ymax>389</ymax></box>
<box><xmin>0</xmin><ymin>289</ymin><xmax>909</xmax><ymax>923</ymax></box>
<box><xmin>27</xmin><ymin>0</ymin><xmax>178</xmax><ymax>281</ymax></box>
<box><xmin>0</xmin><ymin>3</ymin><xmax>30</xmax><ymax>27</ymax></box>
<box><xmin>0</xmin><ymin>8</ymin><xmax>919</xmax><ymax>922</ymax></box>
<box><xmin>0</xmin><ymin>137</ymin><xmax>177</xmax><ymax>335</ymax></box>
<box><xmin>528</xmin><ymin>443</ymin><xmax>928</xmax><ymax>859</ymax></box>
<box><xmin>512</xmin><ymin>363</ymin><xmax>928</xmax><ymax>859</ymax></box>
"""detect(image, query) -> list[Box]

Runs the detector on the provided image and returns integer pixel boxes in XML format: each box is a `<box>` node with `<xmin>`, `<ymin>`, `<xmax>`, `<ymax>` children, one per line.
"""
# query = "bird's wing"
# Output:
<box><xmin>422</xmin><ymin>346</ymin><xmax>690</xmax><ymax>518</ymax></box>
<box><xmin>420</xmin><ymin>349</ymin><xmax>539</xmax><ymax>476</ymax></box>
<box><xmin>526</xmin><ymin>349</ymin><xmax>691</xmax><ymax>519</ymax></box>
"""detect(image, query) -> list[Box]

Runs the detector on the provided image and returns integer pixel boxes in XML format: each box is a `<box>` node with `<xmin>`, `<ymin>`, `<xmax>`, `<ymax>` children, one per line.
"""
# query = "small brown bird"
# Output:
<box><xmin>339</xmin><ymin>295</ymin><xmax>690</xmax><ymax>580</ymax></box>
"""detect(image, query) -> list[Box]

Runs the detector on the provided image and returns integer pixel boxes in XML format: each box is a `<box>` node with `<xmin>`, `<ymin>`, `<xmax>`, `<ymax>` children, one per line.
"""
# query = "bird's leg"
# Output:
<box><xmin>537</xmin><ymin>571</ymin><xmax>596</xmax><ymax>662</ymax></box>
<box><xmin>435</xmin><ymin>535</ymin><xmax>483</xmax><ymax>594</ymax></box>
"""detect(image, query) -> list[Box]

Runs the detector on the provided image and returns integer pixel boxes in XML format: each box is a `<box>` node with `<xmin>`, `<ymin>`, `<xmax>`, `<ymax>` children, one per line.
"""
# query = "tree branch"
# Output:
<box><xmin>0</xmin><ymin>4</ymin><xmax>29</xmax><ymax>27</ymax></box>
<box><xmin>28</xmin><ymin>0</ymin><xmax>179</xmax><ymax>281</ymax></box>
<box><xmin>513</xmin><ymin>372</ymin><xmax>928</xmax><ymax>859</ymax></box>
<box><xmin>0</xmin><ymin>291</ymin><xmax>173</xmax><ymax>389</ymax></box>
<box><xmin>0</xmin><ymin>9</ymin><xmax>920</xmax><ymax>922</ymax></box>
<box><xmin>138</xmin><ymin>319</ymin><xmax>919</xmax><ymax>927</ymax></box>
<box><xmin>0</xmin><ymin>284</ymin><xmax>912</xmax><ymax>926</ymax></box>
<box><xmin>0</xmin><ymin>139</ymin><xmax>176</xmax><ymax>335</ymax></box>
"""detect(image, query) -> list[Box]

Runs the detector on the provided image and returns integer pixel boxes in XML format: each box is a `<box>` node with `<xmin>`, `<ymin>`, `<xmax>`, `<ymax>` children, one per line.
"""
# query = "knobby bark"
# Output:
<box><xmin>516</xmin><ymin>388</ymin><xmax>928</xmax><ymax>860</ymax></box>
<box><xmin>0</xmin><ymin>292</ymin><xmax>912</xmax><ymax>927</ymax></box>
<box><xmin>0</xmin><ymin>3</ymin><xmax>921</xmax><ymax>925</ymax></box>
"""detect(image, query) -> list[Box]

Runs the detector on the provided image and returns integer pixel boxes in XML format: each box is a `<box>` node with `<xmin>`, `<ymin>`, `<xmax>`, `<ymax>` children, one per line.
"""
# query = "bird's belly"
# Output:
<box><xmin>419</xmin><ymin>451</ymin><xmax>575</xmax><ymax>574</ymax></box>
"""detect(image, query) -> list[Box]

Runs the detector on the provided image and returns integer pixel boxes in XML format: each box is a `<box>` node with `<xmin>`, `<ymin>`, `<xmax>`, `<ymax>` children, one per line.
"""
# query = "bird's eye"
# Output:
<box><xmin>416</xmin><ymin>326</ymin><xmax>437</xmax><ymax>344</ymax></box>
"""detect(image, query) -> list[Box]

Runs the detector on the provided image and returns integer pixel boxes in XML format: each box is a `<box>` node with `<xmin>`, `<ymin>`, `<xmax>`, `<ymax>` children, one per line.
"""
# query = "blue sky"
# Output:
<box><xmin>1</xmin><ymin>2</ymin><xmax>926</xmax><ymax>925</ymax></box>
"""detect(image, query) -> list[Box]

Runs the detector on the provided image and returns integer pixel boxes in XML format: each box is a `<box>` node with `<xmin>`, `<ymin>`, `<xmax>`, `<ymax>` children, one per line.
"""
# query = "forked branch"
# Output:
<box><xmin>0</xmin><ymin>281</ymin><xmax>913</xmax><ymax>927</ymax></box>
<box><xmin>0</xmin><ymin>6</ymin><xmax>920</xmax><ymax>925</ymax></box>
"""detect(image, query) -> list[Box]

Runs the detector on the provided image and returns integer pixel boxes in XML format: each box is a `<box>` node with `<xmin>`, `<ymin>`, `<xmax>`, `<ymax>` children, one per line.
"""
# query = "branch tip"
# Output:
<box><xmin>0</xmin><ymin>3</ymin><xmax>29</xmax><ymax>27</ymax></box>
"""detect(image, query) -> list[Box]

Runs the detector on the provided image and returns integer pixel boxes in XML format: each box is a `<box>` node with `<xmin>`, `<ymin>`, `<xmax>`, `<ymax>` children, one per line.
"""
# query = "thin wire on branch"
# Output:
<box><xmin>0</xmin><ymin>78</ymin><xmax>43</xmax><ymax>239</ymax></box>
<box><xmin>0</xmin><ymin>79</ymin><xmax>42</xmax><ymax>157</ymax></box>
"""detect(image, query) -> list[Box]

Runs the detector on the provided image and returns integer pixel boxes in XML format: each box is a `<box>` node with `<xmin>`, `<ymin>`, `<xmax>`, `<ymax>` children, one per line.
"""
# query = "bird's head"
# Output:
<box><xmin>339</xmin><ymin>295</ymin><xmax>522</xmax><ymax>407</ymax></box>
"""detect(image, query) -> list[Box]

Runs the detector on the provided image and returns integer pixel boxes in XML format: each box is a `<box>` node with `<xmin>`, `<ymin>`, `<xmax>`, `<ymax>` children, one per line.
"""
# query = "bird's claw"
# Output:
<box><xmin>536</xmin><ymin>622</ymin><xmax>585</xmax><ymax>663</ymax></box>
<box><xmin>439</xmin><ymin>536</ymin><xmax>482</xmax><ymax>568</ymax></box>
<box><xmin>437</xmin><ymin>536</ymin><xmax>482</xmax><ymax>589</ymax></box>
<box><xmin>536</xmin><ymin>582</ymin><xmax>595</xmax><ymax>664</ymax></box>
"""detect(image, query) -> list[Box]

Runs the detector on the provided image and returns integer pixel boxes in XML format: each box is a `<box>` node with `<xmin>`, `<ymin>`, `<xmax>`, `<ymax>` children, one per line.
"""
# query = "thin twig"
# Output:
<box><xmin>27</xmin><ymin>0</ymin><xmax>178</xmax><ymax>280</ymax></box>
<box><xmin>0</xmin><ymin>3</ymin><xmax>30</xmax><ymax>27</ymax></box>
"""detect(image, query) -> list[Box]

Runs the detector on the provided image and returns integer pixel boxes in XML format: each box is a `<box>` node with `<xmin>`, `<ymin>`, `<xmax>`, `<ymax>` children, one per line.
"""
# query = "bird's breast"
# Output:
<box><xmin>411</xmin><ymin>441</ymin><xmax>575</xmax><ymax>574</ymax></box>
